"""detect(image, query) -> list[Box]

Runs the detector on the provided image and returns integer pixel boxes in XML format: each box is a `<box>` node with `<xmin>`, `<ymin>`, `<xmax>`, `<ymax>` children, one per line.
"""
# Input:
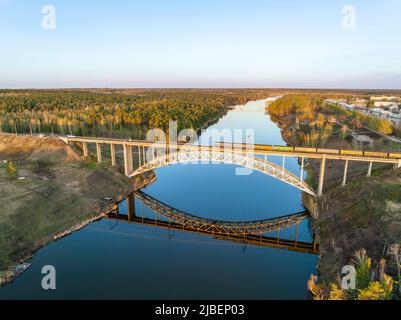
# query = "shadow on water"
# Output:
<box><xmin>108</xmin><ymin>190</ymin><xmax>319</xmax><ymax>256</ymax></box>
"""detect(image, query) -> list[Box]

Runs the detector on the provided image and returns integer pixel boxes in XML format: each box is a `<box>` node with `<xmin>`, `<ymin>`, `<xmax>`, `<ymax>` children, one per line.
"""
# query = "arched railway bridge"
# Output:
<box><xmin>61</xmin><ymin>136</ymin><xmax>401</xmax><ymax>197</ymax></box>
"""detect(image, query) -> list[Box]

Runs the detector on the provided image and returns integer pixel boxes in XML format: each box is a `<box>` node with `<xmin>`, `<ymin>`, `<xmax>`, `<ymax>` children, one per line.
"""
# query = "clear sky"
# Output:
<box><xmin>1</xmin><ymin>0</ymin><xmax>401</xmax><ymax>89</ymax></box>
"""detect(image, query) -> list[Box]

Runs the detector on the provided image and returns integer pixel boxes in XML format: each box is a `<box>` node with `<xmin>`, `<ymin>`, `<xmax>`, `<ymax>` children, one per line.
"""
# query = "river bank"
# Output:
<box><xmin>268</xmin><ymin>99</ymin><xmax>401</xmax><ymax>283</ymax></box>
<box><xmin>0</xmin><ymin>134</ymin><xmax>156</xmax><ymax>286</ymax></box>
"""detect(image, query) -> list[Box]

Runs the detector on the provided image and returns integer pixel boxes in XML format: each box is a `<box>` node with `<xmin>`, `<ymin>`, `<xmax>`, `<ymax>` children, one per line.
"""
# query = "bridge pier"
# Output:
<box><xmin>367</xmin><ymin>161</ymin><xmax>373</xmax><ymax>177</ymax></box>
<box><xmin>138</xmin><ymin>146</ymin><xmax>142</xmax><ymax>168</ymax></box>
<box><xmin>82</xmin><ymin>142</ymin><xmax>89</xmax><ymax>158</ymax></box>
<box><xmin>342</xmin><ymin>160</ymin><xmax>349</xmax><ymax>187</ymax></box>
<box><xmin>110</xmin><ymin>144</ymin><xmax>116</xmax><ymax>166</ymax></box>
<box><xmin>96</xmin><ymin>143</ymin><xmax>102</xmax><ymax>163</ymax></box>
<box><xmin>318</xmin><ymin>156</ymin><xmax>326</xmax><ymax>197</ymax></box>
<box><xmin>300</xmin><ymin>157</ymin><xmax>305</xmax><ymax>183</ymax></box>
<box><xmin>313</xmin><ymin>234</ymin><xmax>318</xmax><ymax>252</ymax></box>
<box><xmin>123</xmin><ymin>144</ymin><xmax>133</xmax><ymax>176</ymax></box>
<box><xmin>142</xmin><ymin>146</ymin><xmax>146</xmax><ymax>165</ymax></box>
<box><xmin>127</xmin><ymin>194</ymin><xmax>136</xmax><ymax>222</ymax></box>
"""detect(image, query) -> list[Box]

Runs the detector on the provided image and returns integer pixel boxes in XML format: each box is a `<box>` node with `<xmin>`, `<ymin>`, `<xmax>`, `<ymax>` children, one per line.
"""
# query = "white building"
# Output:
<box><xmin>353</xmin><ymin>98</ymin><xmax>368</xmax><ymax>108</ymax></box>
<box><xmin>374</xmin><ymin>101</ymin><xmax>398</xmax><ymax>108</ymax></box>
<box><xmin>389</xmin><ymin>105</ymin><xmax>400</xmax><ymax>114</ymax></box>
<box><xmin>371</xmin><ymin>96</ymin><xmax>399</xmax><ymax>101</ymax></box>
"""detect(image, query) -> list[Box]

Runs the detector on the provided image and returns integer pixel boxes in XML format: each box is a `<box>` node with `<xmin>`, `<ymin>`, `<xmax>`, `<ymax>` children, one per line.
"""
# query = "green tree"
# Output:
<box><xmin>5</xmin><ymin>161</ymin><xmax>18</xmax><ymax>179</ymax></box>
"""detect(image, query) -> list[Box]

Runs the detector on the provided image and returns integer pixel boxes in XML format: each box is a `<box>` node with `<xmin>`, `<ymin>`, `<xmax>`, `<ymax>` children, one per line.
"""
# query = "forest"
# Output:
<box><xmin>0</xmin><ymin>89</ymin><xmax>272</xmax><ymax>139</ymax></box>
<box><xmin>268</xmin><ymin>94</ymin><xmax>395</xmax><ymax>136</ymax></box>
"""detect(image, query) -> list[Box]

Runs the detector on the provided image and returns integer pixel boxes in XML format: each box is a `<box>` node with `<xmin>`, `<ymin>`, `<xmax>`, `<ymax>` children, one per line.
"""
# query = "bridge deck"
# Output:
<box><xmin>64</xmin><ymin>136</ymin><xmax>401</xmax><ymax>164</ymax></box>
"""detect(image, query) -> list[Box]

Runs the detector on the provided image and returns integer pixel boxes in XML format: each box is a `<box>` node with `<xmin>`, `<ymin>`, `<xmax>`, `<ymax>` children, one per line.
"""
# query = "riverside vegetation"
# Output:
<box><xmin>308</xmin><ymin>246</ymin><xmax>401</xmax><ymax>300</ymax></box>
<box><xmin>268</xmin><ymin>94</ymin><xmax>401</xmax><ymax>300</ymax></box>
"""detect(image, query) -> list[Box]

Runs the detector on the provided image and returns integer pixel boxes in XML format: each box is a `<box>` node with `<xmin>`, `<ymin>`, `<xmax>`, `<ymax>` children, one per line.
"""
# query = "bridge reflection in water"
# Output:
<box><xmin>107</xmin><ymin>191</ymin><xmax>319</xmax><ymax>255</ymax></box>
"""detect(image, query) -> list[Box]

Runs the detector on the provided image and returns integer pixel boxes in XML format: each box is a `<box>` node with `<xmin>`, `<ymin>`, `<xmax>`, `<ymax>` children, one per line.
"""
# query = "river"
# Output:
<box><xmin>0</xmin><ymin>98</ymin><xmax>317</xmax><ymax>300</ymax></box>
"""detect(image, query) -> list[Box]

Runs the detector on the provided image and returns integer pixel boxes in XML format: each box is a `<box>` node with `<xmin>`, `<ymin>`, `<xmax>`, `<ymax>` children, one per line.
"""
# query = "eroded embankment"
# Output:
<box><xmin>0</xmin><ymin>134</ymin><xmax>155</xmax><ymax>286</ymax></box>
<box><xmin>310</xmin><ymin>170</ymin><xmax>401</xmax><ymax>283</ymax></box>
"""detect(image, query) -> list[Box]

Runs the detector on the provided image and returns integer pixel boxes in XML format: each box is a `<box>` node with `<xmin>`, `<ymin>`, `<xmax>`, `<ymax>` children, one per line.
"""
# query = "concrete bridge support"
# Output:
<box><xmin>82</xmin><ymin>142</ymin><xmax>89</xmax><ymax>158</ymax></box>
<box><xmin>367</xmin><ymin>161</ymin><xmax>373</xmax><ymax>177</ymax></box>
<box><xmin>342</xmin><ymin>160</ymin><xmax>349</xmax><ymax>187</ymax></box>
<box><xmin>300</xmin><ymin>157</ymin><xmax>305</xmax><ymax>183</ymax></box>
<box><xmin>142</xmin><ymin>146</ymin><xmax>147</xmax><ymax>165</ymax></box>
<box><xmin>123</xmin><ymin>144</ymin><xmax>133</xmax><ymax>176</ymax></box>
<box><xmin>96</xmin><ymin>143</ymin><xmax>102</xmax><ymax>163</ymax></box>
<box><xmin>127</xmin><ymin>194</ymin><xmax>136</xmax><ymax>222</ymax></box>
<box><xmin>110</xmin><ymin>144</ymin><xmax>116</xmax><ymax>166</ymax></box>
<box><xmin>318</xmin><ymin>156</ymin><xmax>326</xmax><ymax>197</ymax></box>
<box><xmin>138</xmin><ymin>146</ymin><xmax>142</xmax><ymax>168</ymax></box>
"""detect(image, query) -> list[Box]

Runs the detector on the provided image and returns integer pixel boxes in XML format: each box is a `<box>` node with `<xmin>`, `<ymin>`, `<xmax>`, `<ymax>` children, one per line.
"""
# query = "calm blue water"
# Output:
<box><xmin>0</xmin><ymin>99</ymin><xmax>317</xmax><ymax>300</ymax></box>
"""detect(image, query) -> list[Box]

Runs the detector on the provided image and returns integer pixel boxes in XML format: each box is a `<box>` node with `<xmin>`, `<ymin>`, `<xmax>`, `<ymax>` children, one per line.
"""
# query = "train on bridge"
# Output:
<box><xmin>216</xmin><ymin>142</ymin><xmax>401</xmax><ymax>159</ymax></box>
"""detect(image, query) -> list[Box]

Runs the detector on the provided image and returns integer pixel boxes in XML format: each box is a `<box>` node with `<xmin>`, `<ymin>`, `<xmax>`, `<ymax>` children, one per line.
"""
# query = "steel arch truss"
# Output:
<box><xmin>131</xmin><ymin>149</ymin><xmax>315</xmax><ymax>196</ymax></box>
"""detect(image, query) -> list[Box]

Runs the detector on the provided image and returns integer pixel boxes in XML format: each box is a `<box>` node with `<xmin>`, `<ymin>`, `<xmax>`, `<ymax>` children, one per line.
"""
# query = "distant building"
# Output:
<box><xmin>389</xmin><ymin>105</ymin><xmax>399</xmax><ymax>114</ymax></box>
<box><xmin>354</xmin><ymin>134</ymin><xmax>374</xmax><ymax>145</ymax></box>
<box><xmin>374</xmin><ymin>101</ymin><xmax>398</xmax><ymax>108</ymax></box>
<box><xmin>353</xmin><ymin>98</ymin><xmax>368</xmax><ymax>108</ymax></box>
<box><xmin>371</xmin><ymin>96</ymin><xmax>399</xmax><ymax>101</ymax></box>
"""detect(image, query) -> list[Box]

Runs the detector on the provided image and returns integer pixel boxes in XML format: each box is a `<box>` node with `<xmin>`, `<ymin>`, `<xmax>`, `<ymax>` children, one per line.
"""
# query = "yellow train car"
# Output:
<box><xmin>317</xmin><ymin>148</ymin><xmax>340</xmax><ymax>155</ymax></box>
<box><xmin>272</xmin><ymin>146</ymin><xmax>294</xmax><ymax>152</ymax></box>
<box><xmin>364</xmin><ymin>151</ymin><xmax>389</xmax><ymax>158</ymax></box>
<box><xmin>254</xmin><ymin>144</ymin><xmax>274</xmax><ymax>151</ymax></box>
<box><xmin>389</xmin><ymin>153</ymin><xmax>401</xmax><ymax>159</ymax></box>
<box><xmin>294</xmin><ymin>147</ymin><xmax>317</xmax><ymax>153</ymax></box>
<box><xmin>340</xmin><ymin>150</ymin><xmax>364</xmax><ymax>157</ymax></box>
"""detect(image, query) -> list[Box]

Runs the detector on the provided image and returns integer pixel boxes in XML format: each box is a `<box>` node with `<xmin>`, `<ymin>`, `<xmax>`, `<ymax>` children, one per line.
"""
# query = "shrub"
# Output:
<box><xmin>5</xmin><ymin>161</ymin><xmax>18</xmax><ymax>179</ymax></box>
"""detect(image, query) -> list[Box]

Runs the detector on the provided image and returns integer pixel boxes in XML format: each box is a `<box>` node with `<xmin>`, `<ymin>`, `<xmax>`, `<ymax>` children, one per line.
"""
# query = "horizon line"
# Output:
<box><xmin>2</xmin><ymin>87</ymin><xmax>401</xmax><ymax>92</ymax></box>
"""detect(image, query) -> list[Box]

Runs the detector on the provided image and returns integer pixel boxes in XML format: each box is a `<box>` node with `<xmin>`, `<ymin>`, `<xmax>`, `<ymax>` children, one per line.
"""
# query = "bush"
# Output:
<box><xmin>308</xmin><ymin>247</ymin><xmax>400</xmax><ymax>300</ymax></box>
<box><xmin>5</xmin><ymin>161</ymin><xmax>18</xmax><ymax>179</ymax></box>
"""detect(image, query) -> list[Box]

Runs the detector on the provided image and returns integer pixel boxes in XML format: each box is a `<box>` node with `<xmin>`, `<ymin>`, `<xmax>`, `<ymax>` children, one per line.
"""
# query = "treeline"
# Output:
<box><xmin>323</xmin><ymin>104</ymin><xmax>393</xmax><ymax>135</ymax></box>
<box><xmin>0</xmin><ymin>89</ymin><xmax>270</xmax><ymax>138</ymax></box>
<box><xmin>268</xmin><ymin>94</ymin><xmax>394</xmax><ymax>136</ymax></box>
<box><xmin>268</xmin><ymin>94</ymin><xmax>324</xmax><ymax>121</ymax></box>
